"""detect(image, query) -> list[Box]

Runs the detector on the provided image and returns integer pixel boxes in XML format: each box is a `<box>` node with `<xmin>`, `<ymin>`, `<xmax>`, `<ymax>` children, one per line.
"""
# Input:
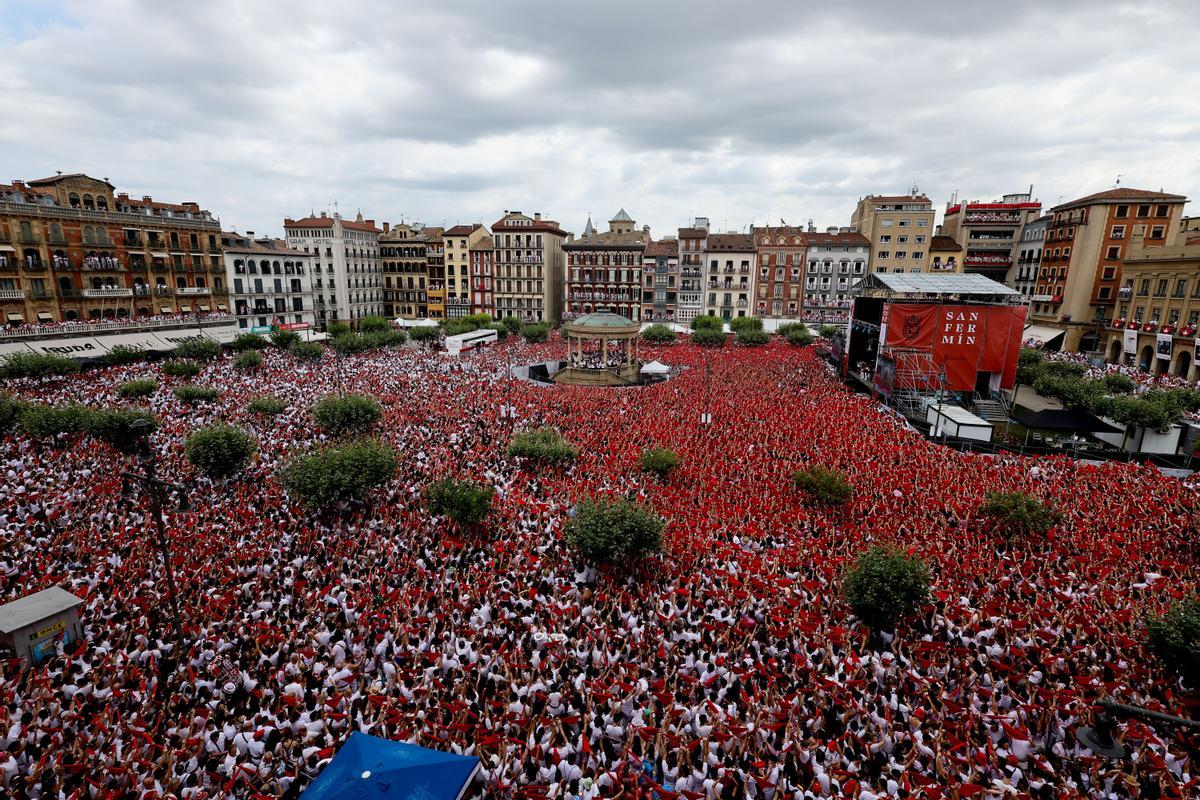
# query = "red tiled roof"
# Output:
<box><xmin>753</xmin><ymin>226</ymin><xmax>808</xmax><ymax>247</ymax></box>
<box><xmin>930</xmin><ymin>235</ymin><xmax>962</xmax><ymax>252</ymax></box>
<box><xmin>677</xmin><ymin>227</ymin><xmax>707</xmax><ymax>239</ymax></box>
<box><xmin>644</xmin><ymin>240</ymin><xmax>677</xmax><ymax>258</ymax></box>
<box><xmin>443</xmin><ymin>224</ymin><xmax>482</xmax><ymax>237</ymax></box>
<box><xmin>28</xmin><ymin>173</ymin><xmax>115</xmax><ymax>189</ymax></box>
<box><xmin>491</xmin><ymin>215</ymin><xmax>569</xmax><ymax>237</ymax></box>
<box><xmin>222</xmin><ymin>233</ymin><xmax>310</xmax><ymax>257</ymax></box>
<box><xmin>283</xmin><ymin>215</ymin><xmax>380</xmax><ymax>234</ymax></box>
<box><xmin>1052</xmin><ymin>188</ymin><xmax>1187</xmax><ymax>212</ymax></box>
<box><xmin>867</xmin><ymin>194</ymin><xmax>932</xmax><ymax>204</ymax></box>
<box><xmin>805</xmin><ymin>232</ymin><xmax>870</xmax><ymax>248</ymax></box>
<box><xmin>707</xmin><ymin>233</ymin><xmax>755</xmax><ymax>251</ymax></box>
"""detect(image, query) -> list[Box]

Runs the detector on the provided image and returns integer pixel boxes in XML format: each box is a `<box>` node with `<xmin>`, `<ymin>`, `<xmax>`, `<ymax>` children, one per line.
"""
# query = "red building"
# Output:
<box><xmin>752</xmin><ymin>224</ymin><xmax>807</xmax><ymax>319</ymax></box>
<box><xmin>563</xmin><ymin>210</ymin><xmax>648</xmax><ymax>321</ymax></box>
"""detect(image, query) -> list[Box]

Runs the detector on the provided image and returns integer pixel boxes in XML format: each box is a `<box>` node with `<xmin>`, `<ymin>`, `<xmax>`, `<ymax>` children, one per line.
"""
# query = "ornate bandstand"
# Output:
<box><xmin>554</xmin><ymin>310</ymin><xmax>642</xmax><ymax>386</ymax></box>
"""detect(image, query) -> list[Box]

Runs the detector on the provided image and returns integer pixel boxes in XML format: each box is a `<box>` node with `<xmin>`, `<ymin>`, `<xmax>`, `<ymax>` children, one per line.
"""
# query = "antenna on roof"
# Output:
<box><xmin>56</xmin><ymin>170</ymin><xmax>62</xmax><ymax>176</ymax></box>
<box><xmin>1114</xmin><ymin>174</ymin><xmax>1122</xmax><ymax>187</ymax></box>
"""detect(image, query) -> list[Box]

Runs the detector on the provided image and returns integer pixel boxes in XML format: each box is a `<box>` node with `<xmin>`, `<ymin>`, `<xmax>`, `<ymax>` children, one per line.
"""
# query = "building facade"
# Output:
<box><xmin>676</xmin><ymin>220</ymin><xmax>708</xmax><ymax>323</ymax></box>
<box><xmin>803</xmin><ymin>230</ymin><xmax>869</xmax><ymax>325</ymax></box>
<box><xmin>850</xmin><ymin>193</ymin><xmax>935</xmax><ymax>274</ymax></box>
<box><xmin>928</xmin><ymin>235</ymin><xmax>963</xmax><ymax>273</ymax></box>
<box><xmin>641</xmin><ymin>239</ymin><xmax>679</xmax><ymax>322</ymax></box>
<box><xmin>1009</xmin><ymin>214</ymin><xmax>1050</xmax><ymax>302</ymax></box>
<box><xmin>563</xmin><ymin>210</ymin><xmax>648</xmax><ymax>321</ymax></box>
<box><xmin>379</xmin><ymin>222</ymin><xmax>429</xmax><ymax>320</ymax></box>
<box><xmin>752</xmin><ymin>225</ymin><xmax>807</xmax><ymax>319</ymax></box>
<box><xmin>704</xmin><ymin>233</ymin><xmax>756</xmax><ymax>320</ymax></box>
<box><xmin>424</xmin><ymin>229</ymin><xmax>445</xmax><ymax>320</ymax></box>
<box><xmin>938</xmin><ymin>193</ymin><xmax>1042</xmax><ymax>283</ymax></box>
<box><xmin>1029</xmin><ymin>188</ymin><xmax>1187</xmax><ymax>351</ymax></box>
<box><xmin>221</xmin><ymin>233</ymin><xmax>316</xmax><ymax>331</ymax></box>
<box><xmin>441</xmin><ymin>224</ymin><xmax>492</xmax><ymax>319</ymax></box>
<box><xmin>490</xmin><ymin>211</ymin><xmax>568</xmax><ymax>323</ymax></box>
<box><xmin>1</xmin><ymin>174</ymin><xmax>225</xmax><ymax>326</ymax></box>
<box><xmin>283</xmin><ymin>211</ymin><xmax>383</xmax><ymax>329</ymax></box>
<box><xmin>1109</xmin><ymin>230</ymin><xmax>1200</xmax><ymax>378</ymax></box>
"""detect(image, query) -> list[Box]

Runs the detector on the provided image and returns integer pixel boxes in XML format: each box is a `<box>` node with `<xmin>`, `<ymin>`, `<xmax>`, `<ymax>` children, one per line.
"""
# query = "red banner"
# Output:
<box><xmin>884</xmin><ymin>304</ymin><xmax>938</xmax><ymax>349</ymax></box>
<box><xmin>883</xmin><ymin>303</ymin><xmax>1026</xmax><ymax>392</ymax></box>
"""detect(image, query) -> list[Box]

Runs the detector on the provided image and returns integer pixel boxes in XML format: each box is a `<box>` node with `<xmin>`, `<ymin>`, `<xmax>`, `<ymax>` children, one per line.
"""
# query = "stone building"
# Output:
<box><xmin>490</xmin><ymin>211</ymin><xmax>569</xmax><ymax>323</ymax></box>
<box><xmin>563</xmin><ymin>210</ymin><xmax>649</xmax><ymax>321</ymax></box>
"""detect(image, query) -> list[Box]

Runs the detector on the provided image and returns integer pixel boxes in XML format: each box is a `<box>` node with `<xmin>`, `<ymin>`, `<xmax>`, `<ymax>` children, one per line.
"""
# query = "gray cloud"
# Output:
<box><xmin>0</xmin><ymin>0</ymin><xmax>1196</xmax><ymax>239</ymax></box>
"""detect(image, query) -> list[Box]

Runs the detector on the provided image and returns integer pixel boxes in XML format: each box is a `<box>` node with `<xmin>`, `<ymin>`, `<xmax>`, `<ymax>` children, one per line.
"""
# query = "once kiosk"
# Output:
<box><xmin>0</xmin><ymin>586</ymin><xmax>85</xmax><ymax>666</ymax></box>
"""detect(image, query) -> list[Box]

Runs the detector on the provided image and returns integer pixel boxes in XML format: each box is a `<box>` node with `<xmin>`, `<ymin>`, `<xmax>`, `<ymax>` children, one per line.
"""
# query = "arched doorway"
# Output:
<box><xmin>1177</xmin><ymin>350</ymin><xmax>1192</xmax><ymax>378</ymax></box>
<box><xmin>1108</xmin><ymin>339</ymin><xmax>1122</xmax><ymax>363</ymax></box>
<box><xmin>1139</xmin><ymin>345</ymin><xmax>1154</xmax><ymax>371</ymax></box>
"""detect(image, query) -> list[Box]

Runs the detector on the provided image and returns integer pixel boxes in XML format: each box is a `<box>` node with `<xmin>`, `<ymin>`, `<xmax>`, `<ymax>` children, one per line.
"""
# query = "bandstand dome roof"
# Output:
<box><xmin>570</xmin><ymin>310</ymin><xmax>637</xmax><ymax>329</ymax></box>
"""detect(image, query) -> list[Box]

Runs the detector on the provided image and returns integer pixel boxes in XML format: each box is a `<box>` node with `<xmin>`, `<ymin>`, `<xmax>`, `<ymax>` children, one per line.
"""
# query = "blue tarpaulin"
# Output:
<box><xmin>302</xmin><ymin>732</ymin><xmax>480</xmax><ymax>800</ymax></box>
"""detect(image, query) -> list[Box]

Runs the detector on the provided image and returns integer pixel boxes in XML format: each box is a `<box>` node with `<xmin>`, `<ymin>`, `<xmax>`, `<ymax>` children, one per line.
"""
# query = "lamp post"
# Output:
<box><xmin>1076</xmin><ymin>698</ymin><xmax>1200</xmax><ymax>760</ymax></box>
<box><xmin>119</xmin><ymin>418</ymin><xmax>189</xmax><ymax>653</ymax></box>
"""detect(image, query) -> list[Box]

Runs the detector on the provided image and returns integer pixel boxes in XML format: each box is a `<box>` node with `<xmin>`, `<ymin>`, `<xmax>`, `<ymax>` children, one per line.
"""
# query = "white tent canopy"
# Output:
<box><xmin>640</xmin><ymin>360</ymin><xmax>670</xmax><ymax>375</ymax></box>
<box><xmin>1023</xmin><ymin>324</ymin><xmax>1067</xmax><ymax>347</ymax></box>
<box><xmin>394</xmin><ymin>318</ymin><xmax>439</xmax><ymax>328</ymax></box>
<box><xmin>639</xmin><ymin>322</ymin><xmax>690</xmax><ymax>334</ymax></box>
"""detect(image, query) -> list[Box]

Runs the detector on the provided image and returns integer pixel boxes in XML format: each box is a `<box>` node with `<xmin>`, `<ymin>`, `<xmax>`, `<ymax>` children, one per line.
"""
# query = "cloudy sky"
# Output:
<box><xmin>2</xmin><ymin>0</ymin><xmax>1197</xmax><ymax>239</ymax></box>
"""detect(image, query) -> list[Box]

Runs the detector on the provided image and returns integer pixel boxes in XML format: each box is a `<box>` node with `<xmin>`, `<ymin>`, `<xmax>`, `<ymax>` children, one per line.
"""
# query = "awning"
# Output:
<box><xmin>0</xmin><ymin>244</ymin><xmax>15</xmax><ymax>252</ymax></box>
<box><xmin>1014</xmin><ymin>408</ymin><xmax>1123</xmax><ymax>434</ymax></box>
<box><xmin>179</xmin><ymin>305</ymin><xmax>192</xmax><ymax>312</ymax></box>
<box><xmin>1022</xmin><ymin>325</ymin><xmax>1067</xmax><ymax>347</ymax></box>
<box><xmin>93</xmin><ymin>332</ymin><xmax>174</xmax><ymax>353</ymax></box>
<box><xmin>160</xmin><ymin>306</ymin><xmax>173</xmax><ymax>314</ymax></box>
<box><xmin>36</xmin><ymin>312</ymin><xmax>53</xmax><ymax>321</ymax></box>
<box><xmin>0</xmin><ymin>341</ymin><xmax>34</xmax><ymax>357</ymax></box>
<box><xmin>217</xmin><ymin>304</ymin><xmax>228</xmax><ymax>311</ymax></box>
<box><xmin>151</xmin><ymin>252</ymin><xmax>169</xmax><ymax>259</ymax></box>
<box><xmin>25</xmin><ymin>337</ymin><xmax>107</xmax><ymax>358</ymax></box>
<box><xmin>198</xmin><ymin>304</ymin><xmax>210</xmax><ymax>312</ymax></box>
<box><xmin>6</xmin><ymin>313</ymin><xmax>24</xmax><ymax>322</ymax></box>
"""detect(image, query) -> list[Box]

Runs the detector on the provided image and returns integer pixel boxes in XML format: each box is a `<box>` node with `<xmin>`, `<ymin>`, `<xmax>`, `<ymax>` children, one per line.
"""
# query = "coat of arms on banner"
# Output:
<box><xmin>903</xmin><ymin>314</ymin><xmax>921</xmax><ymax>339</ymax></box>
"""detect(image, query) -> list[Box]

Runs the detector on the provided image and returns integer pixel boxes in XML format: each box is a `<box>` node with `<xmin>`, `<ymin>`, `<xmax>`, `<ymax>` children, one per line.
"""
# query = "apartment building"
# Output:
<box><xmin>1029</xmin><ymin>188</ymin><xmax>1187</xmax><ymax>351</ymax></box>
<box><xmin>563</xmin><ymin>210</ymin><xmax>648</xmax><ymax>321</ymax></box>
<box><xmin>283</xmin><ymin>211</ymin><xmax>383</xmax><ymax>329</ymax></box>
<box><xmin>938</xmin><ymin>193</ymin><xmax>1042</xmax><ymax>282</ymax></box>
<box><xmin>803</xmin><ymin>229</ymin><xmax>869</xmax><ymax>324</ymax></box>
<box><xmin>491</xmin><ymin>210</ymin><xmax>569</xmax><ymax>323</ymax></box>
<box><xmin>442</xmin><ymin>224</ymin><xmax>492</xmax><ymax>319</ymax></box>
<box><xmin>1009</xmin><ymin>214</ymin><xmax>1051</xmax><ymax>302</ymax></box>
<box><xmin>221</xmin><ymin>232</ymin><xmax>316</xmax><ymax>330</ymax></box>
<box><xmin>849</xmin><ymin>193</ymin><xmax>935</xmax><ymax>274</ymax></box>
<box><xmin>676</xmin><ymin>220</ymin><xmax>708</xmax><ymax>323</ymax></box>
<box><xmin>928</xmin><ymin>235</ymin><xmax>963</xmax><ymax>273</ymax></box>
<box><xmin>641</xmin><ymin>239</ymin><xmax>679</xmax><ymax>322</ymax></box>
<box><xmin>424</xmin><ymin>228</ymin><xmax>446</xmax><ymax>320</ymax></box>
<box><xmin>379</xmin><ymin>222</ymin><xmax>429</xmax><ymax>320</ymax></box>
<box><xmin>0</xmin><ymin>173</ymin><xmax>225</xmax><ymax>326</ymax></box>
<box><xmin>703</xmin><ymin>233</ymin><xmax>755</xmax><ymax>320</ymax></box>
<box><xmin>1111</xmin><ymin>229</ymin><xmax>1200</xmax><ymax>378</ymax></box>
<box><xmin>752</xmin><ymin>225</ymin><xmax>807</xmax><ymax>319</ymax></box>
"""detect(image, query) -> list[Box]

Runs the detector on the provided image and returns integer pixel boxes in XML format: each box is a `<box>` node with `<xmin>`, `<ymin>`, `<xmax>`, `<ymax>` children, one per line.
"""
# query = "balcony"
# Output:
<box><xmin>23</xmin><ymin>259</ymin><xmax>46</xmax><ymax>271</ymax></box>
<box><xmin>176</xmin><ymin>286</ymin><xmax>211</xmax><ymax>296</ymax></box>
<box><xmin>0</xmin><ymin>289</ymin><xmax>25</xmax><ymax>300</ymax></box>
<box><xmin>82</xmin><ymin>287</ymin><xmax>134</xmax><ymax>298</ymax></box>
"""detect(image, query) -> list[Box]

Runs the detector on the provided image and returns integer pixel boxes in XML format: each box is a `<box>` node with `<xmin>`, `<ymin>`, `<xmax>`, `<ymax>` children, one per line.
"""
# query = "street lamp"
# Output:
<box><xmin>1076</xmin><ymin>698</ymin><xmax>1200</xmax><ymax>760</ymax></box>
<box><xmin>119</xmin><ymin>418</ymin><xmax>189</xmax><ymax>653</ymax></box>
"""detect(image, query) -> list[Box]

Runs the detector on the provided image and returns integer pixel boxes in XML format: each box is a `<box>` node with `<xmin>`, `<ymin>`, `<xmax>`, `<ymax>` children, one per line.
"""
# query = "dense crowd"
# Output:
<box><xmin>1036</xmin><ymin>349</ymin><xmax>1200</xmax><ymax>423</ymax></box>
<box><xmin>1</xmin><ymin>335</ymin><xmax>1198</xmax><ymax>799</ymax></box>
<box><xmin>0</xmin><ymin>313</ymin><xmax>235</xmax><ymax>338</ymax></box>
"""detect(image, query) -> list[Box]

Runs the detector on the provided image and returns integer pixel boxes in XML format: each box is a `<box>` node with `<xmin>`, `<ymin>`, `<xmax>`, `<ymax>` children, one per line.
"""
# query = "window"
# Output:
<box><xmin>1137</xmin><ymin>205</ymin><xmax>1150</xmax><ymax>217</ymax></box>
<box><xmin>879</xmin><ymin>235</ymin><xmax>891</xmax><ymax>243</ymax></box>
<box><xmin>916</xmin><ymin>219</ymin><xmax>928</xmax><ymax>227</ymax></box>
<box><xmin>1175</xmin><ymin>279</ymin><xmax>1189</xmax><ymax>297</ymax></box>
<box><xmin>1150</xmin><ymin>226</ymin><xmax>1165</xmax><ymax>239</ymax></box>
<box><xmin>1098</xmin><ymin>287</ymin><xmax>1111</xmax><ymax>300</ymax></box>
<box><xmin>898</xmin><ymin>235</ymin><xmax>908</xmax><ymax>243</ymax></box>
<box><xmin>915</xmin><ymin>235</ymin><xmax>926</xmax><ymax>243</ymax></box>
<box><xmin>898</xmin><ymin>220</ymin><xmax>910</xmax><ymax>227</ymax></box>
<box><xmin>881</xmin><ymin>219</ymin><xmax>894</xmax><ymax>228</ymax></box>
<box><xmin>1110</xmin><ymin>225</ymin><xmax>1125</xmax><ymax>239</ymax></box>
<box><xmin>877</xmin><ymin>251</ymin><xmax>889</xmax><ymax>259</ymax></box>
<box><xmin>912</xmin><ymin>252</ymin><xmax>924</xmax><ymax>260</ymax></box>
<box><xmin>1115</xmin><ymin>205</ymin><xmax>1129</xmax><ymax>218</ymax></box>
<box><xmin>1155</xmin><ymin>205</ymin><xmax>1169</xmax><ymax>217</ymax></box>
<box><xmin>1106</xmin><ymin>246</ymin><xmax>1121</xmax><ymax>260</ymax></box>
<box><xmin>1101</xmin><ymin>267</ymin><xmax>1116</xmax><ymax>280</ymax></box>
<box><xmin>1139</xmin><ymin>279</ymin><xmax>1150</xmax><ymax>295</ymax></box>
<box><xmin>1155</xmin><ymin>279</ymin><xmax>1168</xmax><ymax>297</ymax></box>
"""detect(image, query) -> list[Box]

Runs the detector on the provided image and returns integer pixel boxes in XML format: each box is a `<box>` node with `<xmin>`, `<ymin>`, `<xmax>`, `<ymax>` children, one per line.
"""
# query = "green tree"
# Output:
<box><xmin>173</xmin><ymin>337</ymin><xmax>221</xmax><ymax>360</ymax></box>
<box><xmin>185</xmin><ymin>424</ymin><xmax>256</xmax><ymax>478</ymax></box>
<box><xmin>409</xmin><ymin>326</ymin><xmax>440</xmax><ymax>346</ymax></box>
<box><xmin>794</xmin><ymin>465</ymin><xmax>854</xmax><ymax>505</ymax></box>
<box><xmin>249</xmin><ymin>396</ymin><xmax>287</xmax><ymax>416</ymax></box>
<box><xmin>233</xmin><ymin>350</ymin><xmax>264</xmax><ymax>371</ymax></box>
<box><xmin>311</xmin><ymin>393</ymin><xmax>381</xmax><ymax>436</ymax></box>
<box><xmin>508</xmin><ymin>427</ymin><xmax>578</xmax><ymax>464</ymax></box>
<box><xmin>162</xmin><ymin>359</ymin><xmax>202</xmax><ymax>378</ymax></box>
<box><xmin>729</xmin><ymin>316</ymin><xmax>763</xmax><ymax>333</ymax></box>
<box><xmin>463</xmin><ymin>313</ymin><xmax>493</xmax><ymax>329</ymax></box>
<box><xmin>445</xmin><ymin>321</ymin><xmax>478</xmax><ymax>336</ymax></box>
<box><xmin>231</xmin><ymin>333</ymin><xmax>269</xmax><ymax>351</ymax></box>
<box><xmin>776</xmin><ymin>322</ymin><xmax>808</xmax><ymax>336</ymax></box>
<box><xmin>102</xmin><ymin>345</ymin><xmax>145</xmax><ymax>366</ymax></box>
<box><xmin>691</xmin><ymin>315</ymin><xmax>724</xmax><ymax>331</ymax></box>
<box><xmin>843</xmin><ymin>546</ymin><xmax>931</xmax><ymax>630</ymax></box>
<box><xmin>83</xmin><ymin>409</ymin><xmax>156</xmax><ymax>454</ymax></box>
<box><xmin>0</xmin><ymin>394</ymin><xmax>23</xmax><ymax>432</ymax></box>
<box><xmin>1146</xmin><ymin>596</ymin><xmax>1200</xmax><ymax>686</ymax></box>
<box><xmin>358</xmin><ymin>315</ymin><xmax>391</xmax><ymax>333</ymax></box>
<box><xmin>328</xmin><ymin>322</ymin><xmax>352</xmax><ymax>337</ymax></box>
<box><xmin>639</xmin><ymin>447</ymin><xmax>681</xmax><ymax>480</ymax></box>
<box><xmin>18</xmin><ymin>404</ymin><xmax>90</xmax><ymax>437</ymax></box>
<box><xmin>641</xmin><ymin>324</ymin><xmax>677</xmax><ymax>343</ymax></box>
<box><xmin>281</xmin><ymin>438</ymin><xmax>398</xmax><ymax>507</ymax></box>
<box><xmin>117</xmin><ymin>379</ymin><xmax>158</xmax><ymax>399</ymax></box>
<box><xmin>817</xmin><ymin>324</ymin><xmax>840</xmax><ymax>339</ymax></box>
<box><xmin>564</xmin><ymin>498</ymin><xmax>664</xmax><ymax>565</ymax></box>
<box><xmin>173</xmin><ymin>385</ymin><xmax>220</xmax><ymax>404</ymax></box>
<box><xmin>1016</xmin><ymin>347</ymin><xmax>1045</xmax><ymax>385</ymax></box>
<box><xmin>289</xmin><ymin>341</ymin><xmax>324</xmax><ymax>361</ymax></box>
<box><xmin>690</xmin><ymin>328</ymin><xmax>726</xmax><ymax>347</ymax></box>
<box><xmin>1100</xmin><ymin>372</ymin><xmax>1137</xmax><ymax>395</ymax></box>
<box><xmin>501</xmin><ymin>316</ymin><xmax>523</xmax><ymax>334</ymax></box>
<box><xmin>270</xmin><ymin>329</ymin><xmax>301</xmax><ymax>349</ymax></box>
<box><xmin>736</xmin><ymin>329</ymin><xmax>769</xmax><ymax>346</ymax></box>
<box><xmin>0</xmin><ymin>352</ymin><xmax>80</xmax><ymax>379</ymax></box>
<box><xmin>520</xmin><ymin>323</ymin><xmax>551</xmax><ymax>343</ymax></box>
<box><xmin>485</xmin><ymin>322</ymin><xmax>508</xmax><ymax>340</ymax></box>
<box><xmin>978</xmin><ymin>491</ymin><xmax>1061</xmax><ymax>538</ymax></box>
<box><xmin>424</xmin><ymin>478</ymin><xmax>495</xmax><ymax>527</ymax></box>
<box><xmin>785</xmin><ymin>327</ymin><xmax>814</xmax><ymax>346</ymax></box>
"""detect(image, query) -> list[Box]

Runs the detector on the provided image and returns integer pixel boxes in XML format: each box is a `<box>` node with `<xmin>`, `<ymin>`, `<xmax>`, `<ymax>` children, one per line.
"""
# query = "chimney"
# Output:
<box><xmin>246</xmin><ymin>231</ymin><xmax>255</xmax><ymax>238</ymax></box>
<box><xmin>827</xmin><ymin>226</ymin><xmax>838</xmax><ymax>234</ymax></box>
<box><xmin>320</xmin><ymin>211</ymin><xmax>327</xmax><ymax>218</ymax></box>
<box><xmin>366</xmin><ymin>219</ymin><xmax>375</xmax><ymax>228</ymax></box>
<box><xmin>642</xmin><ymin>225</ymin><xmax>650</xmax><ymax>234</ymax></box>
<box><xmin>534</xmin><ymin>212</ymin><xmax>541</xmax><ymax>221</ymax></box>
<box><xmin>142</xmin><ymin>195</ymin><xmax>152</xmax><ymax>202</ymax></box>
<box><xmin>382</xmin><ymin>222</ymin><xmax>390</xmax><ymax>233</ymax></box>
<box><xmin>11</xmin><ymin>180</ymin><xmax>23</xmax><ymax>187</ymax></box>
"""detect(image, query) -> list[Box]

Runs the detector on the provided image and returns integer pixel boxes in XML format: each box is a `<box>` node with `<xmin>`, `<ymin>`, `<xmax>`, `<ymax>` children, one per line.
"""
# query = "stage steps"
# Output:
<box><xmin>973</xmin><ymin>398</ymin><xmax>1010</xmax><ymax>423</ymax></box>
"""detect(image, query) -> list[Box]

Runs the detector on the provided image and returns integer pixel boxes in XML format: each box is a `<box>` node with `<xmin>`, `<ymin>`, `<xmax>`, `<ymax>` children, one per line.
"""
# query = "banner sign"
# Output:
<box><xmin>882</xmin><ymin>303</ymin><xmax>1027</xmax><ymax>391</ymax></box>
<box><xmin>1123</xmin><ymin>328</ymin><xmax>1138</xmax><ymax>355</ymax></box>
<box><xmin>279</xmin><ymin>322</ymin><xmax>310</xmax><ymax>331</ymax></box>
<box><xmin>1156</xmin><ymin>332</ymin><xmax>1173</xmax><ymax>361</ymax></box>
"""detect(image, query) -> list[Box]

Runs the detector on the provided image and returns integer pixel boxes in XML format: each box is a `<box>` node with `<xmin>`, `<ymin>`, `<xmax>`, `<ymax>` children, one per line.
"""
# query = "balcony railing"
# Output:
<box><xmin>0</xmin><ymin>289</ymin><xmax>25</xmax><ymax>299</ymax></box>
<box><xmin>177</xmin><ymin>286</ymin><xmax>212</xmax><ymax>295</ymax></box>
<box><xmin>82</xmin><ymin>287</ymin><xmax>134</xmax><ymax>298</ymax></box>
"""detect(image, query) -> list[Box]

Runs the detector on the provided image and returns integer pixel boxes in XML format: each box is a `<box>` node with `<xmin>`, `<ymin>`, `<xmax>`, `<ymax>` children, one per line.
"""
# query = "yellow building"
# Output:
<box><xmin>442</xmin><ymin>224</ymin><xmax>491</xmax><ymax>319</ymax></box>
<box><xmin>927</xmin><ymin>235</ymin><xmax>963</xmax><ymax>272</ymax></box>
<box><xmin>850</xmin><ymin>193</ymin><xmax>935</xmax><ymax>274</ymax></box>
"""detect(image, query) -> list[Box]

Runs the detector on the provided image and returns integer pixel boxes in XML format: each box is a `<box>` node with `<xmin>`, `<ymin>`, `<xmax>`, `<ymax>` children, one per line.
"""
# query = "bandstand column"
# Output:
<box><xmin>602</xmin><ymin>337</ymin><xmax>608</xmax><ymax>366</ymax></box>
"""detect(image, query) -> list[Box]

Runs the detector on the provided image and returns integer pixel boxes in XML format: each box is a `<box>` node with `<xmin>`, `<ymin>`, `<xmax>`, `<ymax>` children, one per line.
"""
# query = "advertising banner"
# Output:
<box><xmin>24</xmin><ymin>337</ymin><xmax>108</xmax><ymax>358</ymax></box>
<box><xmin>1123</xmin><ymin>328</ymin><xmax>1138</xmax><ymax>355</ymax></box>
<box><xmin>93</xmin><ymin>332</ymin><xmax>173</xmax><ymax>353</ymax></box>
<box><xmin>1156</xmin><ymin>332</ymin><xmax>1173</xmax><ymax>361</ymax></box>
<box><xmin>884</xmin><ymin>303</ymin><xmax>938</xmax><ymax>349</ymax></box>
<box><xmin>881</xmin><ymin>303</ymin><xmax>1027</xmax><ymax>392</ymax></box>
